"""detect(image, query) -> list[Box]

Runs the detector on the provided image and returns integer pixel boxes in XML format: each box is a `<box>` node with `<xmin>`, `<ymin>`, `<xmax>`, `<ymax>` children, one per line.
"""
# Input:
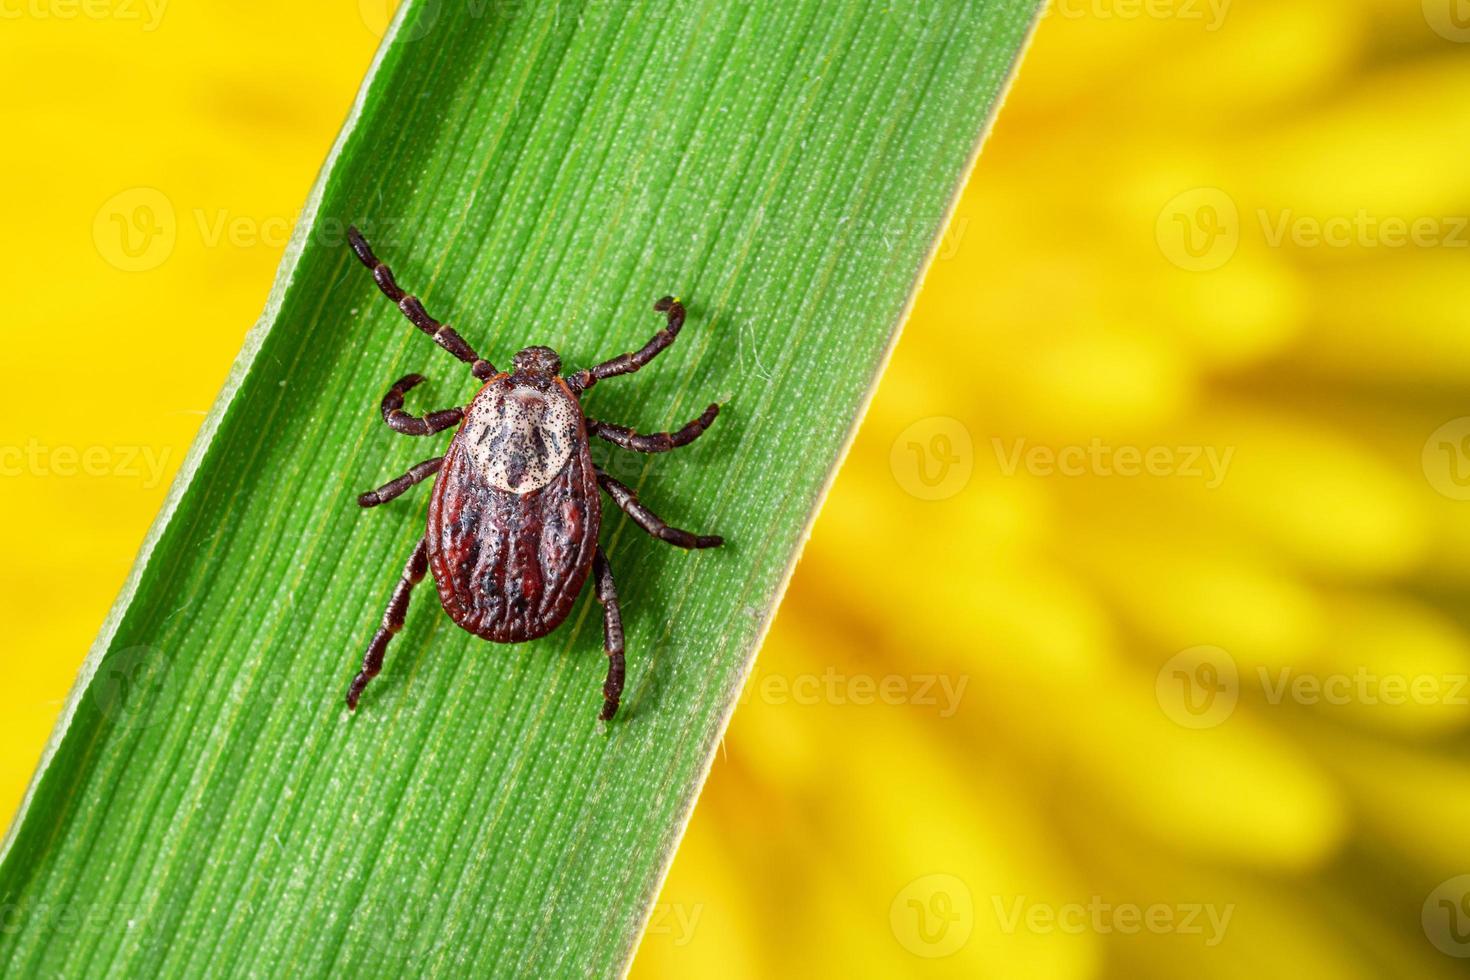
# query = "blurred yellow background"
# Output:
<box><xmin>4</xmin><ymin>1</ymin><xmax>1470</xmax><ymax>977</ymax></box>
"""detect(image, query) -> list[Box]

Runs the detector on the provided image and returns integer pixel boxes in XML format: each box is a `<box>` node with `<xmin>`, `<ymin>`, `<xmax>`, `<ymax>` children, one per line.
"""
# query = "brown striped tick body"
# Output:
<box><xmin>343</xmin><ymin>227</ymin><xmax>722</xmax><ymax>721</ymax></box>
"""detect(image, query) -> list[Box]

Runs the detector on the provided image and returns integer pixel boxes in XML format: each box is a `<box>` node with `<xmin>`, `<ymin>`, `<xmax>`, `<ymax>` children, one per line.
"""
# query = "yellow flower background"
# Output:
<box><xmin>4</xmin><ymin>1</ymin><xmax>1470</xmax><ymax>976</ymax></box>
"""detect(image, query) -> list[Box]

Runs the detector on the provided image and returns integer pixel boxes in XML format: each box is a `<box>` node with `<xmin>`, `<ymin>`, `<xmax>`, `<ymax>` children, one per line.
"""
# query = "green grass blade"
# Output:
<box><xmin>0</xmin><ymin>1</ymin><xmax>1040</xmax><ymax>975</ymax></box>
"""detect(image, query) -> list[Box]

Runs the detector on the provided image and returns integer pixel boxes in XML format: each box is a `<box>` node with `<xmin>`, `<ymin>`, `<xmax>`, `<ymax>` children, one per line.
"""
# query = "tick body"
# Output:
<box><xmin>344</xmin><ymin>227</ymin><xmax>722</xmax><ymax>721</ymax></box>
<box><xmin>429</xmin><ymin>372</ymin><xmax>599</xmax><ymax>643</ymax></box>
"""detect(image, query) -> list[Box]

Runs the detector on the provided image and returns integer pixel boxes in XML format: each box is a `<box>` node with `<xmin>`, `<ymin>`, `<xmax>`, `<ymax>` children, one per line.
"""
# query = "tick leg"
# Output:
<box><xmin>593</xmin><ymin>548</ymin><xmax>626</xmax><ymax>722</ymax></box>
<box><xmin>587</xmin><ymin>403</ymin><xmax>718</xmax><ymax>453</ymax></box>
<box><xmin>378</xmin><ymin>374</ymin><xmax>465</xmax><ymax>436</ymax></box>
<box><xmin>358</xmin><ymin>456</ymin><xmax>443</xmax><ymax>508</ymax></box>
<box><xmin>568</xmin><ymin>297</ymin><xmax>686</xmax><ymax>395</ymax></box>
<box><xmin>347</xmin><ymin>537</ymin><xmax>429</xmax><ymax>710</ymax></box>
<box><xmin>597</xmin><ymin>470</ymin><xmax>723</xmax><ymax>550</ymax></box>
<box><xmin>347</xmin><ymin>226</ymin><xmax>496</xmax><ymax>380</ymax></box>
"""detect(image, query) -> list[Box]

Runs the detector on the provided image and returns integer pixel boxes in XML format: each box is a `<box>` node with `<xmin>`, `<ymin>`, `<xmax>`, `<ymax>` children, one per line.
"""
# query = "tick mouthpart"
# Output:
<box><xmin>512</xmin><ymin>345</ymin><xmax>562</xmax><ymax>377</ymax></box>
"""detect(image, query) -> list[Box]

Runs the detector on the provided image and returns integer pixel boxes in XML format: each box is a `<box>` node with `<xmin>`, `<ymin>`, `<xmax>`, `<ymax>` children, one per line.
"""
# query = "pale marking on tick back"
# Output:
<box><xmin>464</xmin><ymin>383</ymin><xmax>578</xmax><ymax>494</ymax></box>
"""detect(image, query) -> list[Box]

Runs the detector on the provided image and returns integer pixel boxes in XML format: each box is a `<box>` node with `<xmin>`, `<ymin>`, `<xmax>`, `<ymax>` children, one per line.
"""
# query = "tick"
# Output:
<box><xmin>343</xmin><ymin>227</ymin><xmax>722</xmax><ymax>721</ymax></box>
